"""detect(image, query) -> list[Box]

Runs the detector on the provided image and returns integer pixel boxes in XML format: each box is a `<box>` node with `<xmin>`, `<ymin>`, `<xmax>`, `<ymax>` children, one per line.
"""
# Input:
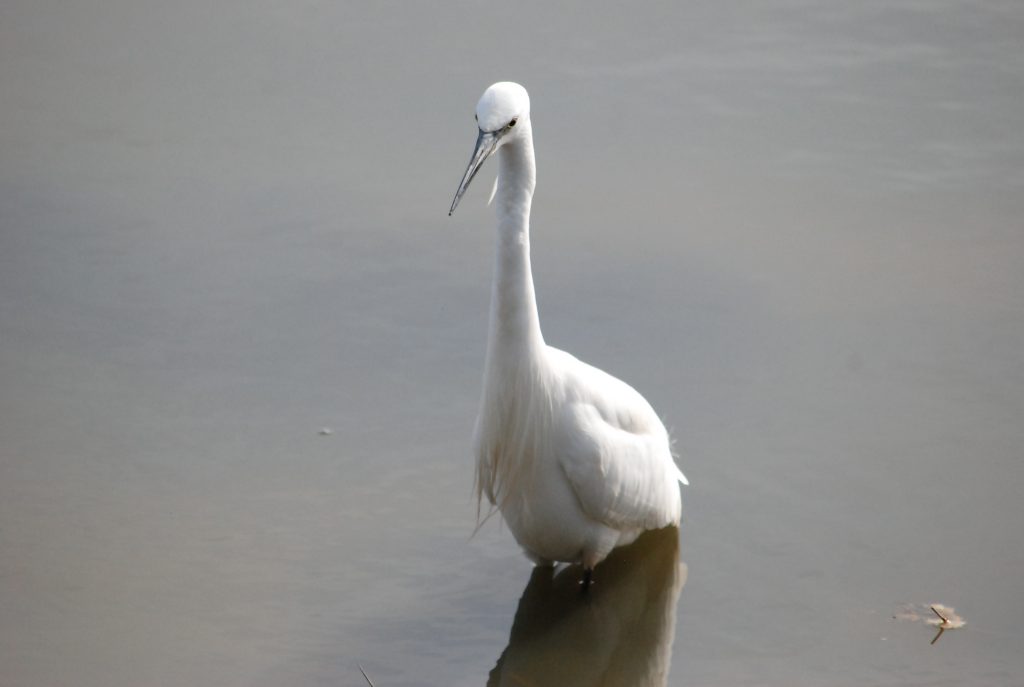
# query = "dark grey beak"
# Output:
<box><xmin>449</xmin><ymin>129</ymin><xmax>499</xmax><ymax>216</ymax></box>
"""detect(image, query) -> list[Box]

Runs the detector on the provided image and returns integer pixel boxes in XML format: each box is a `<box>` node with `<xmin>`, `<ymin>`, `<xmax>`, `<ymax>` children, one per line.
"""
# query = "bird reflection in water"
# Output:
<box><xmin>487</xmin><ymin>527</ymin><xmax>686</xmax><ymax>687</ymax></box>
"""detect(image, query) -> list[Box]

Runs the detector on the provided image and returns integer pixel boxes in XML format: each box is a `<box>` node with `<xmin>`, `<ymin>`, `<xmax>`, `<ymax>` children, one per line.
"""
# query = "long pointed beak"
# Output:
<box><xmin>449</xmin><ymin>129</ymin><xmax>499</xmax><ymax>216</ymax></box>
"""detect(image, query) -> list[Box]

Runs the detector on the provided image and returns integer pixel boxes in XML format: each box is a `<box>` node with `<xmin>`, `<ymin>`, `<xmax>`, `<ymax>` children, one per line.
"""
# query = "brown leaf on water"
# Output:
<box><xmin>925</xmin><ymin>604</ymin><xmax>966</xmax><ymax>629</ymax></box>
<box><xmin>892</xmin><ymin>603</ymin><xmax>965</xmax><ymax>645</ymax></box>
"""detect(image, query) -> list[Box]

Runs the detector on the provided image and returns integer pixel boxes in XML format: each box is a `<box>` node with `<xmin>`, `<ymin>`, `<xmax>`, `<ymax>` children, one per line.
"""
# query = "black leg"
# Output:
<box><xmin>579</xmin><ymin>567</ymin><xmax>593</xmax><ymax>592</ymax></box>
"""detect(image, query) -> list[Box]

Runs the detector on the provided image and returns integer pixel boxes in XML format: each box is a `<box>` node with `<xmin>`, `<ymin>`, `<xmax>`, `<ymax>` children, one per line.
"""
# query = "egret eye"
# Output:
<box><xmin>508</xmin><ymin>117</ymin><xmax>518</xmax><ymax>128</ymax></box>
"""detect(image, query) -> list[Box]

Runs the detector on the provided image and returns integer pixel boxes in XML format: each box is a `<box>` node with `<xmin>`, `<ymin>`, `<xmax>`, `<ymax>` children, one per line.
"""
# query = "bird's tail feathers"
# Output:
<box><xmin>675</xmin><ymin>464</ymin><xmax>689</xmax><ymax>486</ymax></box>
<box><xmin>664</xmin><ymin>423</ymin><xmax>689</xmax><ymax>486</ymax></box>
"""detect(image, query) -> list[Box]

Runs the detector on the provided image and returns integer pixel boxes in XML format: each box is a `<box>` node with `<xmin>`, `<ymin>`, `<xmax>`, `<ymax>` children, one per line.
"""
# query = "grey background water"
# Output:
<box><xmin>2</xmin><ymin>1</ymin><xmax>1022</xmax><ymax>685</ymax></box>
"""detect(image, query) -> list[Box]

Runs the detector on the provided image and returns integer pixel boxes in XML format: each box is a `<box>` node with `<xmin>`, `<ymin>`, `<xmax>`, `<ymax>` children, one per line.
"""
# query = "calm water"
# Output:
<box><xmin>2</xmin><ymin>2</ymin><xmax>1023</xmax><ymax>685</ymax></box>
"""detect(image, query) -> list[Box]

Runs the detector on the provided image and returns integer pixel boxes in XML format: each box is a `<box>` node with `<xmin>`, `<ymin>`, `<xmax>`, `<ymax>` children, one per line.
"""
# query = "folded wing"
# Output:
<box><xmin>548</xmin><ymin>348</ymin><xmax>685</xmax><ymax>531</ymax></box>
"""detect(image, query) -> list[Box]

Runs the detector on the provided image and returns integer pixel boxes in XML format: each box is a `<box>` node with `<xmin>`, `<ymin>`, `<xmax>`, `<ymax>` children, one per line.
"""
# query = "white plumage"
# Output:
<box><xmin>450</xmin><ymin>82</ymin><xmax>687</xmax><ymax>582</ymax></box>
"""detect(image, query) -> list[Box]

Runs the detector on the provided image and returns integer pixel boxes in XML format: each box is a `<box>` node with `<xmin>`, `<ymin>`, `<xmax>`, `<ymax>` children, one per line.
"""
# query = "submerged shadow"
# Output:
<box><xmin>487</xmin><ymin>527</ymin><xmax>686</xmax><ymax>687</ymax></box>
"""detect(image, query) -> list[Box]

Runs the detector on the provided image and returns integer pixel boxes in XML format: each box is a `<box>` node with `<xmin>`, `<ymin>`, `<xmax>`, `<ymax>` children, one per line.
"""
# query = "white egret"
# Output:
<box><xmin>450</xmin><ymin>82</ymin><xmax>688</xmax><ymax>588</ymax></box>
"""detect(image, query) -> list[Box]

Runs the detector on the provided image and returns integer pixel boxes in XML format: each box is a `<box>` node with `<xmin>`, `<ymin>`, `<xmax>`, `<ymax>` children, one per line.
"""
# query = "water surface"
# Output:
<box><xmin>2</xmin><ymin>2</ymin><xmax>1022</xmax><ymax>685</ymax></box>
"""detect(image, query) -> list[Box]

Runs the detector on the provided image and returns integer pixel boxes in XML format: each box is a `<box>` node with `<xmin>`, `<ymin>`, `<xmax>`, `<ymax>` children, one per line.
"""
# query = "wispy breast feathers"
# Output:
<box><xmin>473</xmin><ymin>362</ymin><xmax>557</xmax><ymax>514</ymax></box>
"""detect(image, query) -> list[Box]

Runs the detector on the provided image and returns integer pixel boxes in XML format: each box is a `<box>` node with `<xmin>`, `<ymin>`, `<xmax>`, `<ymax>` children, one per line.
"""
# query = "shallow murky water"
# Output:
<box><xmin>2</xmin><ymin>2</ymin><xmax>1023</xmax><ymax>685</ymax></box>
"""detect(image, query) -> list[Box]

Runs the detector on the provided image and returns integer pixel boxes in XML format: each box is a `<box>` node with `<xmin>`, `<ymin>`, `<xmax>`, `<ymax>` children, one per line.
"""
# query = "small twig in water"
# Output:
<box><xmin>929</xmin><ymin>606</ymin><xmax>951</xmax><ymax>645</ymax></box>
<box><xmin>358</xmin><ymin>663</ymin><xmax>375</xmax><ymax>687</ymax></box>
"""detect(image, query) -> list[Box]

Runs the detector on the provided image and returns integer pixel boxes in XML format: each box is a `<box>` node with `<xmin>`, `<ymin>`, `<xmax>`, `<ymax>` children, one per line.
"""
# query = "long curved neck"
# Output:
<box><xmin>486</xmin><ymin>124</ymin><xmax>543</xmax><ymax>373</ymax></box>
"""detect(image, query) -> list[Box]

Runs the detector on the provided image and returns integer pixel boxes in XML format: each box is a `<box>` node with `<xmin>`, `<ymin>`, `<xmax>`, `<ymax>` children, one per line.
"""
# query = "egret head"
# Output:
<box><xmin>449</xmin><ymin>82</ymin><xmax>531</xmax><ymax>215</ymax></box>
